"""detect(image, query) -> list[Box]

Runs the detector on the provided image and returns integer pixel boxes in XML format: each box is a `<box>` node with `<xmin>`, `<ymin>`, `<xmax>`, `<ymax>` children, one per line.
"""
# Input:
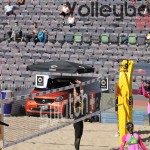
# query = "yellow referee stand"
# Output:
<box><xmin>117</xmin><ymin>60</ymin><xmax>134</xmax><ymax>144</ymax></box>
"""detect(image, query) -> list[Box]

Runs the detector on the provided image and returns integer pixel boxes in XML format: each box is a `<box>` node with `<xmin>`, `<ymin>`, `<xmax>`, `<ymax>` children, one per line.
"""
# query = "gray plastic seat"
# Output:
<box><xmin>59</xmin><ymin>54</ymin><xmax>69</xmax><ymax>61</ymax></box>
<box><xmin>32</xmin><ymin>53</ymin><xmax>41</xmax><ymax>59</ymax></box>
<box><xmin>70</xmin><ymin>54</ymin><xmax>79</xmax><ymax>61</ymax></box>
<box><xmin>83</xmin><ymin>60</ymin><xmax>93</xmax><ymax>67</ymax></box>
<box><xmin>91</xmin><ymin>33</ymin><xmax>100</xmax><ymax>44</ymax></box>
<box><xmin>65</xmin><ymin>32</ymin><xmax>74</xmax><ymax>43</ymax></box>
<box><xmin>41</xmin><ymin>53</ymin><xmax>51</xmax><ymax>60</ymax></box>
<box><xmin>19</xmin><ymin>64</ymin><xmax>27</xmax><ymax>71</ymax></box>
<box><xmin>35</xmin><ymin>59</ymin><xmax>44</xmax><ymax>64</ymax></box>
<box><xmin>79</xmin><ymin>26</ymin><xmax>87</xmax><ymax>33</ymax></box>
<box><xmin>82</xmin><ymin>32</ymin><xmax>91</xmax><ymax>43</ymax></box>
<box><xmin>93</xmin><ymin>21</ymin><xmax>101</xmax><ymax>28</ymax></box>
<box><xmin>65</xmin><ymin>48</ymin><xmax>74</xmax><ymax>56</ymax></box>
<box><xmin>25</xmin><ymin>59</ymin><xmax>35</xmax><ymax>65</ymax></box>
<box><xmin>11</xmin><ymin>70</ymin><xmax>21</xmax><ymax>77</ymax></box>
<box><xmin>109</xmin><ymin>33</ymin><xmax>118</xmax><ymax>44</ymax></box>
<box><xmin>50</xmin><ymin>54</ymin><xmax>60</xmax><ymax>60</ymax></box>
<box><xmin>22</xmin><ymin>53</ymin><xmax>31</xmax><ymax>59</ymax></box>
<box><xmin>97</xmin><ymin>27</ymin><xmax>105</xmax><ymax>34</ymax></box>
<box><xmin>48</xmin><ymin>31</ymin><xmax>56</xmax><ymax>43</ymax></box>
<box><xmin>115</xmin><ymin>27</ymin><xmax>123</xmax><ymax>34</ymax></box>
<box><xmin>21</xmin><ymin>71</ymin><xmax>31</xmax><ymax>77</ymax></box>
<box><xmin>124</xmin><ymin>27</ymin><xmax>132</xmax><ymax>34</ymax></box>
<box><xmin>87</xmin><ymin>26</ymin><xmax>96</xmax><ymax>33</ymax></box>
<box><xmin>137</xmin><ymin>34</ymin><xmax>146</xmax><ymax>45</ymax></box>
<box><xmin>56</xmin><ymin>32</ymin><xmax>65</xmax><ymax>43</ymax></box>
<box><xmin>5</xmin><ymin>52</ymin><xmax>13</xmax><ymax>59</ymax></box>
<box><xmin>79</xmin><ymin>55</ymin><xmax>88</xmax><ymax>63</ymax></box>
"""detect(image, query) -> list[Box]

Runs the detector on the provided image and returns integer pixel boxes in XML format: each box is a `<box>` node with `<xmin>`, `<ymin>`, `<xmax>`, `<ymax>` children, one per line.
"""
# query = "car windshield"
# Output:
<box><xmin>34</xmin><ymin>78</ymin><xmax>75</xmax><ymax>91</ymax></box>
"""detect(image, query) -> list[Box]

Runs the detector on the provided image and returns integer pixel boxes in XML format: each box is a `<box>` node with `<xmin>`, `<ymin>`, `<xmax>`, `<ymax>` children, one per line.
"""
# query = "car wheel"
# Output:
<box><xmin>26</xmin><ymin>112</ymin><xmax>31</xmax><ymax>117</ymax></box>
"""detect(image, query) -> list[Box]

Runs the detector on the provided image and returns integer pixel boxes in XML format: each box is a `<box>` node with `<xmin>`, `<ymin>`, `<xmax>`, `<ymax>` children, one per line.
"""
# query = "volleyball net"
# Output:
<box><xmin>0</xmin><ymin>74</ymin><xmax>116</xmax><ymax>149</ymax></box>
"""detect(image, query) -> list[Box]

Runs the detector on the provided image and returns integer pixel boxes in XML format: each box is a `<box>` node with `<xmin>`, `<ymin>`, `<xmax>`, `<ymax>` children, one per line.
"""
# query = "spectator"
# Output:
<box><xmin>141</xmin><ymin>79</ymin><xmax>150</xmax><ymax>125</ymax></box>
<box><xmin>16</xmin><ymin>0</ymin><xmax>25</xmax><ymax>6</ymax></box>
<box><xmin>38</xmin><ymin>25</ymin><xmax>48</xmax><ymax>44</ymax></box>
<box><xmin>139</xmin><ymin>1</ymin><xmax>150</xmax><ymax>15</ymax></box>
<box><xmin>67</xmin><ymin>14</ymin><xmax>75</xmax><ymax>27</ymax></box>
<box><xmin>71</xmin><ymin>79</ymin><xmax>85</xmax><ymax>150</ymax></box>
<box><xmin>59</xmin><ymin>2</ymin><xmax>71</xmax><ymax>17</ymax></box>
<box><xmin>119</xmin><ymin>122</ymin><xmax>147</xmax><ymax>150</ymax></box>
<box><xmin>25</xmin><ymin>22</ymin><xmax>39</xmax><ymax>43</ymax></box>
<box><xmin>146</xmin><ymin>33</ymin><xmax>150</xmax><ymax>43</ymax></box>
<box><xmin>7</xmin><ymin>21</ymin><xmax>22</xmax><ymax>41</ymax></box>
<box><xmin>4</xmin><ymin>1</ymin><xmax>15</xmax><ymax>16</ymax></box>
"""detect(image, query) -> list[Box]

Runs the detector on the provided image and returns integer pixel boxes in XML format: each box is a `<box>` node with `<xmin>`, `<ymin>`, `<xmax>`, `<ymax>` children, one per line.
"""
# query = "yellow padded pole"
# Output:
<box><xmin>118</xmin><ymin>60</ymin><xmax>134</xmax><ymax>144</ymax></box>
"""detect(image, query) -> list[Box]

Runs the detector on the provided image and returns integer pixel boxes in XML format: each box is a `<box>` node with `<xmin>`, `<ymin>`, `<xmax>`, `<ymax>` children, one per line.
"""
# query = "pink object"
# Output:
<box><xmin>132</xmin><ymin>0</ymin><xmax>135</xmax><ymax>4</ymax></box>
<box><xmin>147</xmin><ymin>103</ymin><xmax>150</xmax><ymax>114</ymax></box>
<box><xmin>119</xmin><ymin>133</ymin><xmax>148</xmax><ymax>150</ymax></box>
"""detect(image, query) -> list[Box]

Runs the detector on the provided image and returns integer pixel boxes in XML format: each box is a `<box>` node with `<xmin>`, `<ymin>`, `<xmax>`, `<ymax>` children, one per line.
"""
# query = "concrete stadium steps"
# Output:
<box><xmin>101</xmin><ymin>110</ymin><xmax>148</xmax><ymax>125</ymax></box>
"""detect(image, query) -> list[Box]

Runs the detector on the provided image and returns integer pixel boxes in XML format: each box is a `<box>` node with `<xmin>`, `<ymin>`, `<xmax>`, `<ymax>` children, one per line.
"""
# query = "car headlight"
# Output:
<box><xmin>56</xmin><ymin>96</ymin><xmax>64</xmax><ymax>102</ymax></box>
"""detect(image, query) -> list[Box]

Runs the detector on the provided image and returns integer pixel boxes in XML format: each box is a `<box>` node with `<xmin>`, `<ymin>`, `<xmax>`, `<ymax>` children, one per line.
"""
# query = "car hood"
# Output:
<box><xmin>31</xmin><ymin>90</ymin><xmax>69</xmax><ymax>99</ymax></box>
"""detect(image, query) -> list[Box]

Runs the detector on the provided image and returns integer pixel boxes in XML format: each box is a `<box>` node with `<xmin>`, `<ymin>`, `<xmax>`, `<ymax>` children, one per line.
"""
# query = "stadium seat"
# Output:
<box><xmin>0</xmin><ymin>51</ymin><xmax>4</xmax><ymax>57</ymax></box>
<box><xmin>82</xmin><ymin>32</ymin><xmax>91</xmax><ymax>43</ymax></box>
<box><xmin>115</xmin><ymin>27</ymin><xmax>123</xmax><ymax>34</ymax></box>
<box><xmin>91</xmin><ymin>33</ymin><xmax>100</xmax><ymax>44</ymax></box>
<box><xmin>1</xmin><ymin>64</ymin><xmax>9</xmax><ymax>70</ymax></box>
<box><xmin>11</xmin><ymin>70</ymin><xmax>21</xmax><ymax>77</ymax></box>
<box><xmin>32</xmin><ymin>53</ymin><xmax>41</xmax><ymax>59</ymax></box>
<box><xmin>35</xmin><ymin>59</ymin><xmax>44</xmax><ymax>64</ymax></box>
<box><xmin>48</xmin><ymin>31</ymin><xmax>56</xmax><ymax>43</ymax></box>
<box><xmin>25</xmin><ymin>59</ymin><xmax>35</xmax><ymax>65</ymax></box>
<box><xmin>105</xmin><ymin>27</ymin><xmax>114</xmax><ymax>34</ymax></box>
<box><xmin>21</xmin><ymin>71</ymin><xmax>31</xmax><ymax>78</ymax></box>
<box><xmin>85</xmin><ymin>49</ymin><xmax>94</xmax><ymax>56</ymax></box>
<box><xmin>98</xmin><ymin>54</ymin><xmax>108</xmax><ymax>62</ymax></box>
<box><xmin>119</xmin><ymin>33</ymin><xmax>128</xmax><ymax>45</ymax></box>
<box><xmin>101</xmin><ymin>33</ymin><xmax>109</xmax><ymax>44</ymax></box>
<box><xmin>65</xmin><ymin>32</ymin><xmax>74</xmax><ymax>43</ymax></box>
<box><xmin>119</xmin><ymin>22</ymin><xmax>127</xmax><ymax>28</ymax></box>
<box><xmin>56</xmin><ymin>32</ymin><xmax>65</xmax><ymax>43</ymax></box>
<box><xmin>123</xmin><ymin>27</ymin><xmax>132</xmax><ymax>34</ymax></box>
<box><xmin>71</xmin><ymin>26</ymin><xmax>79</xmax><ymax>33</ymax></box>
<box><xmin>137</xmin><ymin>34</ymin><xmax>146</xmax><ymax>45</ymax></box>
<box><xmin>41</xmin><ymin>53</ymin><xmax>51</xmax><ymax>60</ymax></box>
<box><xmin>75</xmin><ymin>49</ymin><xmax>85</xmax><ymax>55</ymax></box>
<box><xmin>65</xmin><ymin>48</ymin><xmax>74</xmax><ymax>56</ymax></box>
<box><xmin>60</xmin><ymin>54</ymin><xmax>69</xmax><ymax>61</ymax></box>
<box><xmin>70</xmin><ymin>54</ymin><xmax>79</xmax><ymax>61</ymax></box>
<box><xmin>104</xmin><ymin>60</ymin><xmax>114</xmax><ymax>68</ymax></box>
<box><xmin>79</xmin><ymin>26</ymin><xmax>87</xmax><ymax>33</ymax></box>
<box><xmin>108</xmin><ymin>45</ymin><xmax>118</xmax><ymax>51</ymax></box>
<box><xmin>93</xmin><ymin>21</ymin><xmax>101</xmax><ymax>28</ymax></box>
<box><xmin>62</xmin><ymin>26</ymin><xmax>70</xmax><ymax>32</ymax></box>
<box><xmin>15</xmin><ymin>58</ymin><xmax>24</xmax><ymax>65</ymax></box>
<box><xmin>109</xmin><ymin>33</ymin><xmax>118</xmax><ymax>44</ymax></box>
<box><xmin>19</xmin><ymin>64</ymin><xmax>27</xmax><ymax>71</ymax></box>
<box><xmin>83</xmin><ymin>60</ymin><xmax>93</xmax><ymax>67</ymax></box>
<box><xmin>74</xmin><ymin>32</ymin><xmax>82</xmax><ymax>43</ymax></box>
<box><xmin>128</xmin><ymin>33</ymin><xmax>137</xmax><ymax>45</ymax></box>
<box><xmin>97</xmin><ymin>27</ymin><xmax>105</xmax><ymax>34</ymax></box>
<box><xmin>50</xmin><ymin>54</ymin><xmax>60</xmax><ymax>60</ymax></box>
<box><xmin>128</xmin><ymin>22</ymin><xmax>136</xmax><ymax>28</ymax></box>
<box><xmin>100</xmin><ymin>44</ymin><xmax>109</xmax><ymax>50</ymax></box>
<box><xmin>103</xmin><ymin>50</ymin><xmax>114</xmax><ymax>57</ymax></box>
